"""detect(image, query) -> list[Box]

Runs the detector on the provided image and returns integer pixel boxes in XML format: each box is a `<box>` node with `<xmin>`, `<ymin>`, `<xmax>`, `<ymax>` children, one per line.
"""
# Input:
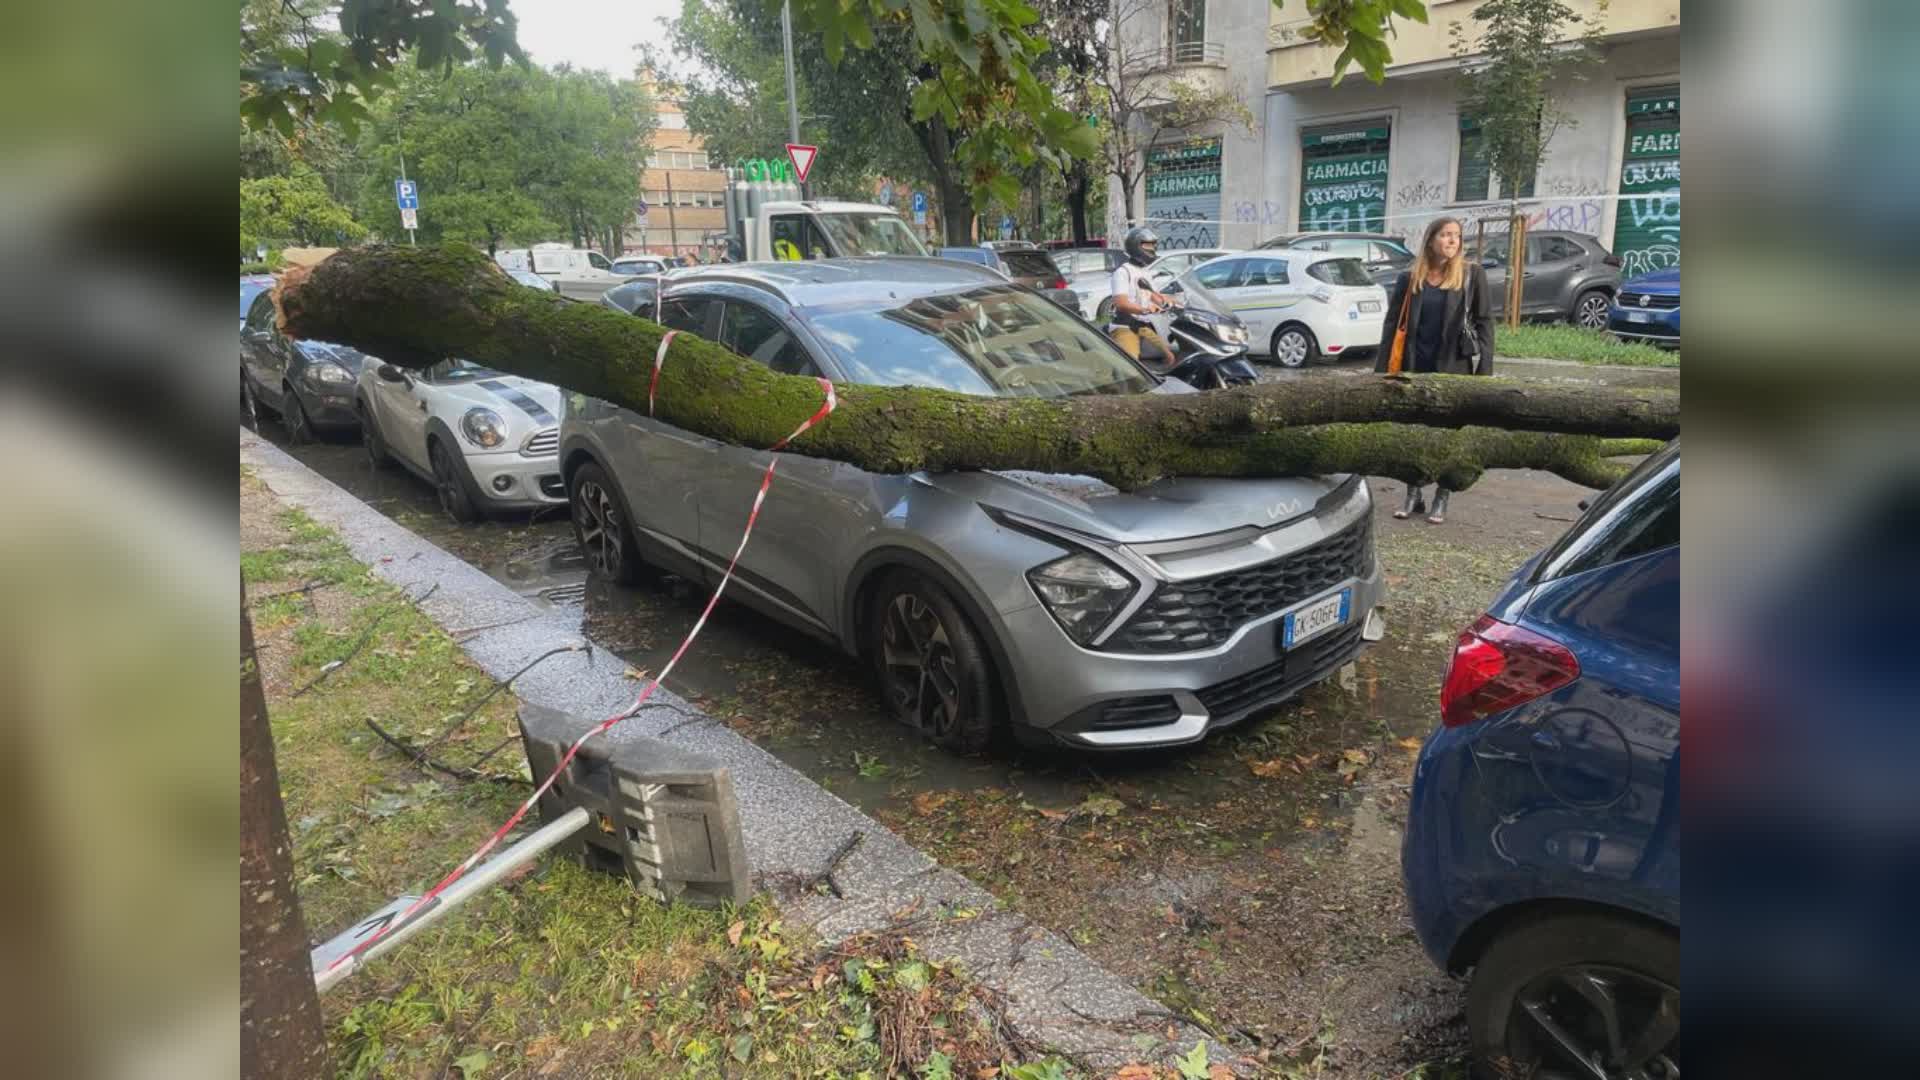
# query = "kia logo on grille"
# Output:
<box><xmin>1639</xmin><ymin>294</ymin><xmax>1651</xmax><ymax>308</ymax></box>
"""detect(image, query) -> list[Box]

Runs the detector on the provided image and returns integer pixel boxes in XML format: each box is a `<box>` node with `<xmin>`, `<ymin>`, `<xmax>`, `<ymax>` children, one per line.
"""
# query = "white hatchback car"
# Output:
<box><xmin>356</xmin><ymin>358</ymin><xmax>567</xmax><ymax>521</ymax></box>
<box><xmin>1179</xmin><ymin>251</ymin><xmax>1388</xmax><ymax>367</ymax></box>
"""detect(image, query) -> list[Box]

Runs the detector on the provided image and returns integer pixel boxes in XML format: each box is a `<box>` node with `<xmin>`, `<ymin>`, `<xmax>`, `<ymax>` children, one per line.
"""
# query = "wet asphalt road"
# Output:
<box><xmin>248</xmin><ymin>355</ymin><xmax>1669</xmax><ymax>1071</ymax></box>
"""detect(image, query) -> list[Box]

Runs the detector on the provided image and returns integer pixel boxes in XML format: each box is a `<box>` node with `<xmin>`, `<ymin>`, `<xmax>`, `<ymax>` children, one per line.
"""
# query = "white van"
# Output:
<box><xmin>495</xmin><ymin>244</ymin><xmax>627</xmax><ymax>302</ymax></box>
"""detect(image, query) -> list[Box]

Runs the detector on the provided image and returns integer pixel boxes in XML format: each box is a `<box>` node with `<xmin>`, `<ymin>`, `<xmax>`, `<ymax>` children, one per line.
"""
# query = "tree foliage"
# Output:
<box><xmin>1451</xmin><ymin>0</ymin><xmax>1603</xmax><ymax>203</ymax></box>
<box><xmin>240</xmin><ymin>0</ymin><xmax>1431</xmax><ymax>221</ymax></box>
<box><xmin>240</xmin><ymin>170</ymin><xmax>367</xmax><ymax>258</ymax></box>
<box><xmin>346</xmin><ymin>63</ymin><xmax>653</xmax><ymax>255</ymax></box>
<box><xmin>660</xmin><ymin>0</ymin><xmax>927</xmax><ymax>200</ymax></box>
<box><xmin>239</xmin><ymin>0</ymin><xmax>527</xmax><ymax>139</ymax></box>
<box><xmin>1276</xmin><ymin>0</ymin><xmax>1432</xmax><ymax>85</ymax></box>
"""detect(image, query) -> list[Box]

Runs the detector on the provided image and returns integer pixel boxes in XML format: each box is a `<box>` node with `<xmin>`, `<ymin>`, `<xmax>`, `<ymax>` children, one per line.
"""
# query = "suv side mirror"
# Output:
<box><xmin>376</xmin><ymin>363</ymin><xmax>411</xmax><ymax>386</ymax></box>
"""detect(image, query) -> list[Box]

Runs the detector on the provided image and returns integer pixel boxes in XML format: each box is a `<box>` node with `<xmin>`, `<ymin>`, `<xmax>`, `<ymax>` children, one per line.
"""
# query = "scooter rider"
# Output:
<box><xmin>1108</xmin><ymin>226</ymin><xmax>1176</xmax><ymax>363</ymax></box>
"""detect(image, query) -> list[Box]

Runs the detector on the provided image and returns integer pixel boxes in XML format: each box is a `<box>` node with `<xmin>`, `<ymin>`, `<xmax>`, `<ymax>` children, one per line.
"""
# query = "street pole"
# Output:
<box><xmin>781</xmin><ymin>0</ymin><xmax>808</xmax><ymax>200</ymax></box>
<box><xmin>665</xmin><ymin>172</ymin><xmax>681</xmax><ymax>259</ymax></box>
<box><xmin>399</xmin><ymin>149</ymin><xmax>416</xmax><ymax>247</ymax></box>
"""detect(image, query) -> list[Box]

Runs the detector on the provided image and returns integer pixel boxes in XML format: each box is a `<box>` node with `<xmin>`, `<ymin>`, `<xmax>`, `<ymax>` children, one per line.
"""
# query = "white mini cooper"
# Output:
<box><xmin>356</xmin><ymin>358</ymin><xmax>566</xmax><ymax>521</ymax></box>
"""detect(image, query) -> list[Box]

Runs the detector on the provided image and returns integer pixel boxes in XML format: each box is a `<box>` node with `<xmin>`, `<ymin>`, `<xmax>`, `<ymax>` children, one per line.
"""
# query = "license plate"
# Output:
<box><xmin>1626</xmin><ymin>311</ymin><xmax>1651</xmax><ymax>323</ymax></box>
<box><xmin>1282</xmin><ymin>587</ymin><xmax>1352</xmax><ymax>650</ymax></box>
<box><xmin>1359</xmin><ymin>300</ymin><xmax>1382</xmax><ymax>313</ymax></box>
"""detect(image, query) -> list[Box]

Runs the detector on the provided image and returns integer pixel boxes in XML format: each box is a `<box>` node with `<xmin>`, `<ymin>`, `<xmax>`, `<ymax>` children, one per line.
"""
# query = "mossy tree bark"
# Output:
<box><xmin>276</xmin><ymin>245</ymin><xmax>1674</xmax><ymax>491</ymax></box>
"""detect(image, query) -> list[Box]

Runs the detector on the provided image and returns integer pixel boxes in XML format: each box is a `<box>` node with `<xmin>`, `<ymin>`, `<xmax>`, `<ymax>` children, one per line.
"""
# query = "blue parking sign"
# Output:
<box><xmin>395</xmin><ymin>180</ymin><xmax>419</xmax><ymax>210</ymax></box>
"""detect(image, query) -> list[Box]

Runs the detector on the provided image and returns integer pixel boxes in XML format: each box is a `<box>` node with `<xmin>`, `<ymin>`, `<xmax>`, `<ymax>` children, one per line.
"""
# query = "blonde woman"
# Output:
<box><xmin>1375</xmin><ymin>216</ymin><xmax>1495</xmax><ymax>523</ymax></box>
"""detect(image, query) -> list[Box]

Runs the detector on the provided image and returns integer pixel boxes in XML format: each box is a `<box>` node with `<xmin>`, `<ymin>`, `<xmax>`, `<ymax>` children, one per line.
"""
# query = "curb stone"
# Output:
<box><xmin>241</xmin><ymin>428</ymin><xmax>1243</xmax><ymax>1074</ymax></box>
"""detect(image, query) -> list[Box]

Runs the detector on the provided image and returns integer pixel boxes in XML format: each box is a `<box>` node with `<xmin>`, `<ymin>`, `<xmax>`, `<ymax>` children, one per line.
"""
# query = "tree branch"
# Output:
<box><xmin>276</xmin><ymin>244</ymin><xmax>1675</xmax><ymax>492</ymax></box>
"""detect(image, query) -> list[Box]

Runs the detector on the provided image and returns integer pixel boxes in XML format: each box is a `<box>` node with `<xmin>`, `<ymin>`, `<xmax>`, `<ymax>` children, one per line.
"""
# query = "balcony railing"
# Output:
<box><xmin>1166</xmin><ymin>40</ymin><xmax>1226</xmax><ymax>66</ymax></box>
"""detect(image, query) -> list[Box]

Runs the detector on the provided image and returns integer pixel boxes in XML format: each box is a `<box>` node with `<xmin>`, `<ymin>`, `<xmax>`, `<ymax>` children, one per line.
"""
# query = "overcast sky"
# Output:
<box><xmin>509</xmin><ymin>0</ymin><xmax>687</xmax><ymax>78</ymax></box>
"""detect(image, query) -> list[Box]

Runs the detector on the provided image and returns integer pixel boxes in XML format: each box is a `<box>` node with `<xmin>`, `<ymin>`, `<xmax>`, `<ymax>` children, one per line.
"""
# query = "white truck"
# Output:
<box><xmin>494</xmin><ymin>244</ymin><xmax>629</xmax><ymax>302</ymax></box>
<box><xmin>723</xmin><ymin>185</ymin><xmax>928</xmax><ymax>262</ymax></box>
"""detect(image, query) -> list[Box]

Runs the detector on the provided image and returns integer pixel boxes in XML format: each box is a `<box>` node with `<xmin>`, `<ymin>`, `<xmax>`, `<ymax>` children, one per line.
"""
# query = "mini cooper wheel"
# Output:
<box><xmin>429</xmin><ymin>438</ymin><xmax>483</xmax><ymax>523</ymax></box>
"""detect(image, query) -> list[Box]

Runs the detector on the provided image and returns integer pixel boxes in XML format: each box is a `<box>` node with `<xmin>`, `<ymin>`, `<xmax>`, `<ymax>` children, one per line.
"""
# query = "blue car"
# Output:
<box><xmin>1403</xmin><ymin>441</ymin><xmax>1679</xmax><ymax>1077</ymax></box>
<box><xmin>1607</xmin><ymin>267</ymin><xmax>1680</xmax><ymax>347</ymax></box>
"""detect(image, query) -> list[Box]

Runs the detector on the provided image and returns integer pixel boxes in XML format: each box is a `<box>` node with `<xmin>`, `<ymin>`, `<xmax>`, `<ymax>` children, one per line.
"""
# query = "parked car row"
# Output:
<box><xmin>241</xmin><ymin>252</ymin><xmax>1678</xmax><ymax>1074</ymax></box>
<box><xmin>241</xmin><ymin>268</ymin><xmax>572</xmax><ymax>521</ymax></box>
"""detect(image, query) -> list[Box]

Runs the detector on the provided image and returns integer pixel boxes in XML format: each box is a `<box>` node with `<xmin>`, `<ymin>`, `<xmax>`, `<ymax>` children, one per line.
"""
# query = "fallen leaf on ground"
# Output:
<box><xmin>1397</xmin><ymin>736</ymin><xmax>1423</xmax><ymax>750</ymax></box>
<box><xmin>1208</xmin><ymin>1066</ymin><xmax>1234</xmax><ymax>1080</ymax></box>
<box><xmin>914</xmin><ymin>791</ymin><xmax>954</xmax><ymax>815</ymax></box>
<box><xmin>1341</xmin><ymin>749</ymin><xmax>1370</xmax><ymax>765</ymax></box>
<box><xmin>536</xmin><ymin>1049</ymin><xmax>569</xmax><ymax>1076</ymax></box>
<box><xmin>1247</xmin><ymin>758</ymin><xmax>1289</xmax><ymax>778</ymax></box>
<box><xmin>1111</xmin><ymin>1066</ymin><xmax>1161</xmax><ymax>1080</ymax></box>
<box><xmin>727</xmin><ymin>920</ymin><xmax>746</xmax><ymax>946</ymax></box>
<box><xmin>623</xmin><ymin>666</ymin><xmax>651</xmax><ymax>681</ymax></box>
<box><xmin>1079</xmin><ymin>794</ymin><xmax>1126</xmax><ymax>818</ymax></box>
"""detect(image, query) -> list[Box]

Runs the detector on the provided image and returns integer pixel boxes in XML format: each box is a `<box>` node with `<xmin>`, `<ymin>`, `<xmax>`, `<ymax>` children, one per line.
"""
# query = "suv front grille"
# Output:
<box><xmin>1619</xmin><ymin>293</ymin><xmax>1679</xmax><ymax>310</ymax></box>
<box><xmin>1104</xmin><ymin>517</ymin><xmax>1372</xmax><ymax>654</ymax></box>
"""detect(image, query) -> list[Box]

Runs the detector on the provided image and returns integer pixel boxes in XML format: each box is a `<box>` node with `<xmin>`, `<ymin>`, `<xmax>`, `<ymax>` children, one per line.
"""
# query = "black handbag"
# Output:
<box><xmin>1458</xmin><ymin>267</ymin><xmax>1490</xmax><ymax>374</ymax></box>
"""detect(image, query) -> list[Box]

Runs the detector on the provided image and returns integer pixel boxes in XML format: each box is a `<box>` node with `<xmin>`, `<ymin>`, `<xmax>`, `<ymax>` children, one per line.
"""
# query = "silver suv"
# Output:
<box><xmin>560</xmin><ymin>258</ymin><xmax>1386</xmax><ymax>753</ymax></box>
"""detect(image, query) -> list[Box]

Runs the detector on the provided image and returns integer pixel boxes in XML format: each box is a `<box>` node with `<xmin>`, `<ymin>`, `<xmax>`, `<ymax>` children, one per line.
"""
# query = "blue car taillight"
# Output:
<box><xmin>1440</xmin><ymin>614</ymin><xmax>1580</xmax><ymax>727</ymax></box>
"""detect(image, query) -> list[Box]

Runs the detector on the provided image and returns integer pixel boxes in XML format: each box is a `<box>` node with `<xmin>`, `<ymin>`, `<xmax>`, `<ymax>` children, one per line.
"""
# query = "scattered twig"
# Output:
<box><xmin>248</xmin><ymin>579</ymin><xmax>335</xmax><ymax>604</ymax></box>
<box><xmin>292</xmin><ymin>583</ymin><xmax>438</xmax><ymax>698</ymax></box>
<box><xmin>809</xmin><ymin>831</ymin><xmax>867</xmax><ymax>898</ymax></box>
<box><xmin>364</xmin><ymin>716</ymin><xmax>528</xmax><ymax>786</ymax></box>
<box><xmin>654</xmin><ymin>714</ymin><xmax>716</xmax><ymax>739</ymax></box>
<box><xmin>1533</xmin><ymin>511</ymin><xmax>1577</xmax><ymax>522</ymax></box>
<box><xmin>421</xmin><ymin>643</ymin><xmax>591</xmax><ymax>753</ymax></box>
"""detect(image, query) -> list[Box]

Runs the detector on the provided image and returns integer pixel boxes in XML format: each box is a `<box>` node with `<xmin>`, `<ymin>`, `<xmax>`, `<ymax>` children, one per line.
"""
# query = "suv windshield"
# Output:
<box><xmin>999</xmin><ymin>251</ymin><xmax>1060</xmax><ymax>281</ymax></box>
<box><xmin>1307</xmin><ymin>258</ymin><xmax>1374</xmax><ymax>286</ymax></box>
<box><xmin>814</xmin><ymin>213</ymin><xmax>928</xmax><ymax>257</ymax></box>
<box><xmin>805</xmin><ymin>285</ymin><xmax>1155</xmax><ymax>398</ymax></box>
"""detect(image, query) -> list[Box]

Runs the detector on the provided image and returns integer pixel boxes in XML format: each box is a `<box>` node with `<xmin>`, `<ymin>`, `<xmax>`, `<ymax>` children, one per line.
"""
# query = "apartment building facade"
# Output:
<box><xmin>625</xmin><ymin>92</ymin><xmax>728</xmax><ymax>258</ymax></box>
<box><xmin>1109</xmin><ymin>0</ymin><xmax>1680</xmax><ymax>277</ymax></box>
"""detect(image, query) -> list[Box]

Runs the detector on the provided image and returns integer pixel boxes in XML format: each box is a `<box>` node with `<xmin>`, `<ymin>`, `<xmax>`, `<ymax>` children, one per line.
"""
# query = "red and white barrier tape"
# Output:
<box><xmin>324</xmin><ymin>336</ymin><xmax>836</xmax><ymax>980</ymax></box>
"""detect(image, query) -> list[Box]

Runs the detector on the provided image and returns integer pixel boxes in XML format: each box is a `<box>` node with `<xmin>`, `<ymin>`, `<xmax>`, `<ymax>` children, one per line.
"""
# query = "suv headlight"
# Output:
<box><xmin>1028</xmin><ymin>553</ymin><xmax>1135</xmax><ymax>646</ymax></box>
<box><xmin>307</xmin><ymin>362</ymin><xmax>353</xmax><ymax>384</ymax></box>
<box><xmin>461</xmin><ymin>407</ymin><xmax>507</xmax><ymax>448</ymax></box>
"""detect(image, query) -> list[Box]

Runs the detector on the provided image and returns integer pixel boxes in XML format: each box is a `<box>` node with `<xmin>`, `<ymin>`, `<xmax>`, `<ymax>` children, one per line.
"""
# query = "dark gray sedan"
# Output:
<box><xmin>240</xmin><ymin>289</ymin><xmax>368</xmax><ymax>441</ymax></box>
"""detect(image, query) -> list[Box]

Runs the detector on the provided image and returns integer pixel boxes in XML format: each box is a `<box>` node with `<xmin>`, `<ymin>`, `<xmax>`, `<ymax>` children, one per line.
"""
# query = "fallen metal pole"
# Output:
<box><xmin>311</xmin><ymin>805</ymin><xmax>591</xmax><ymax>994</ymax></box>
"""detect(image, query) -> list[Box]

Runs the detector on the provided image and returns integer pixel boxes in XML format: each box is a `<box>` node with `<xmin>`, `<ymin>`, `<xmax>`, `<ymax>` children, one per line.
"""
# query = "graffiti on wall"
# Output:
<box><xmin>1145</xmin><ymin>206</ymin><xmax>1218</xmax><ymax>249</ymax></box>
<box><xmin>1394</xmin><ymin>178</ymin><xmax>1450</xmax><ymax>208</ymax></box>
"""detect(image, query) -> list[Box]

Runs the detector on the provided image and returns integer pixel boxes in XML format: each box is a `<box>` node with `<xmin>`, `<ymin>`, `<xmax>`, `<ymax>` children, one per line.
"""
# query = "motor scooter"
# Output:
<box><xmin>1124</xmin><ymin>285</ymin><xmax>1257</xmax><ymax>390</ymax></box>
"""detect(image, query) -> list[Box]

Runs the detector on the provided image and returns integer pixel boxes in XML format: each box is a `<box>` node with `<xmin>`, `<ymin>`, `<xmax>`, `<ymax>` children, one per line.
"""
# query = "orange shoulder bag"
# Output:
<box><xmin>1386</xmin><ymin>280</ymin><xmax>1416</xmax><ymax>374</ymax></box>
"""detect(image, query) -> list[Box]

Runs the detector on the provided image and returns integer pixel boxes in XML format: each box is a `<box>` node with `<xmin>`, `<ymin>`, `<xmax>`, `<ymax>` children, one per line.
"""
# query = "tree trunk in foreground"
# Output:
<box><xmin>275</xmin><ymin>245</ymin><xmax>1674</xmax><ymax>491</ymax></box>
<box><xmin>241</xmin><ymin>587</ymin><xmax>332</xmax><ymax>1077</ymax></box>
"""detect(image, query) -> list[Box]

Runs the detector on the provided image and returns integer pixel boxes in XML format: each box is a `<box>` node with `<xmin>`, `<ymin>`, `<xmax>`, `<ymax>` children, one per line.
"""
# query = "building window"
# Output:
<box><xmin>658</xmin><ymin>111</ymin><xmax>687</xmax><ymax>130</ymax></box>
<box><xmin>1170</xmin><ymin>0</ymin><xmax>1205</xmax><ymax>47</ymax></box>
<box><xmin>1300</xmin><ymin>121</ymin><xmax>1390</xmax><ymax>232</ymax></box>
<box><xmin>1455</xmin><ymin>114</ymin><xmax>1536</xmax><ymax>202</ymax></box>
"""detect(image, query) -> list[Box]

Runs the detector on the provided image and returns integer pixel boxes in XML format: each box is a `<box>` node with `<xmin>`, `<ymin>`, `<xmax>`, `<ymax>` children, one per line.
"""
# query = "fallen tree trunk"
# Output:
<box><xmin>276</xmin><ymin>245</ymin><xmax>1673</xmax><ymax>490</ymax></box>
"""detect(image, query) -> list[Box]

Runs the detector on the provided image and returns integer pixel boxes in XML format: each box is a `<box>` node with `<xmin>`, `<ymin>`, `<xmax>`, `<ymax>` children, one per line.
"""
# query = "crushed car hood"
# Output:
<box><xmin>927</xmin><ymin>469</ymin><xmax>1349</xmax><ymax>544</ymax></box>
